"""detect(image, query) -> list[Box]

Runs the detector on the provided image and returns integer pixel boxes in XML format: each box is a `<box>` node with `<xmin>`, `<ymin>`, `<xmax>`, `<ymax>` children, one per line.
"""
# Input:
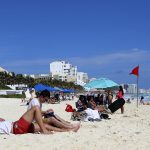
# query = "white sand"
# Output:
<box><xmin>0</xmin><ymin>98</ymin><xmax>150</xmax><ymax>150</ymax></box>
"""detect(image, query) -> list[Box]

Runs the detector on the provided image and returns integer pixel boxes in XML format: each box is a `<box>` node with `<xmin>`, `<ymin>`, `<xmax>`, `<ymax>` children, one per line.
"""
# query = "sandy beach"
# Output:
<box><xmin>0</xmin><ymin>97</ymin><xmax>150</xmax><ymax>150</ymax></box>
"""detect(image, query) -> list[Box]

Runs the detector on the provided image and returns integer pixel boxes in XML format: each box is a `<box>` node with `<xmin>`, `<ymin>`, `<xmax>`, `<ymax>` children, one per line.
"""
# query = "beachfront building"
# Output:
<box><xmin>139</xmin><ymin>88</ymin><xmax>150</xmax><ymax>94</ymax></box>
<box><xmin>127</xmin><ymin>84</ymin><xmax>137</xmax><ymax>93</ymax></box>
<box><xmin>121</xmin><ymin>84</ymin><xmax>137</xmax><ymax>93</ymax></box>
<box><xmin>50</xmin><ymin>61</ymin><xmax>77</xmax><ymax>82</ymax></box>
<box><xmin>50</xmin><ymin>60</ymin><xmax>89</xmax><ymax>86</ymax></box>
<box><xmin>76</xmin><ymin>72</ymin><xmax>88</xmax><ymax>86</ymax></box>
<box><xmin>23</xmin><ymin>73</ymin><xmax>52</xmax><ymax>80</ymax></box>
<box><xmin>7</xmin><ymin>84</ymin><xmax>27</xmax><ymax>90</ymax></box>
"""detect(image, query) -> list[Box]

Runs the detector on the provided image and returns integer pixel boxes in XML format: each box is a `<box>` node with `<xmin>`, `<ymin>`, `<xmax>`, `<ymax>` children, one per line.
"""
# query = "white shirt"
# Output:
<box><xmin>27</xmin><ymin>98</ymin><xmax>42</xmax><ymax>110</ymax></box>
<box><xmin>0</xmin><ymin>121</ymin><xmax>12</xmax><ymax>135</ymax></box>
<box><xmin>84</xmin><ymin>108</ymin><xmax>100</xmax><ymax>121</ymax></box>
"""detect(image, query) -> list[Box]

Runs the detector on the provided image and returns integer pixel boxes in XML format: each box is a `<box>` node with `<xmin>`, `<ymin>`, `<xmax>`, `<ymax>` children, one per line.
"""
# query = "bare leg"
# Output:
<box><xmin>34</xmin><ymin>123</ymin><xmax>69</xmax><ymax>133</ymax></box>
<box><xmin>54</xmin><ymin>114</ymin><xmax>71</xmax><ymax>124</ymax></box>
<box><xmin>121</xmin><ymin>106</ymin><xmax>124</xmax><ymax>114</ymax></box>
<box><xmin>21</xmin><ymin>106</ymin><xmax>51</xmax><ymax>134</ymax></box>
<box><xmin>44</xmin><ymin>117</ymin><xmax>80</xmax><ymax>132</ymax></box>
<box><xmin>48</xmin><ymin>117</ymin><xmax>73</xmax><ymax>128</ymax></box>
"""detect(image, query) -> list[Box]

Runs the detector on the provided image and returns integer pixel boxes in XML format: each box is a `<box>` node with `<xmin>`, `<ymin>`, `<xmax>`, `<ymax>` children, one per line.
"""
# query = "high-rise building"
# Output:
<box><xmin>127</xmin><ymin>84</ymin><xmax>137</xmax><ymax>93</ymax></box>
<box><xmin>76</xmin><ymin>72</ymin><xmax>88</xmax><ymax>86</ymax></box>
<box><xmin>50</xmin><ymin>60</ymin><xmax>88</xmax><ymax>85</ymax></box>
<box><xmin>121</xmin><ymin>83</ymin><xmax>137</xmax><ymax>93</ymax></box>
<box><xmin>50</xmin><ymin>61</ymin><xmax>77</xmax><ymax>82</ymax></box>
<box><xmin>23</xmin><ymin>73</ymin><xmax>52</xmax><ymax>81</ymax></box>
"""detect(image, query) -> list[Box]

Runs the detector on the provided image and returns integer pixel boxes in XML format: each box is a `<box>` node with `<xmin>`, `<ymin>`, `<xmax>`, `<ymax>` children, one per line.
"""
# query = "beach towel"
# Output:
<box><xmin>71</xmin><ymin>111</ymin><xmax>87</xmax><ymax>121</ymax></box>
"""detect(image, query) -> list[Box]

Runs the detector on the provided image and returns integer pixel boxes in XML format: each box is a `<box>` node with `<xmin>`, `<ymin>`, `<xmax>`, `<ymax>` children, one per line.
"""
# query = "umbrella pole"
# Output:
<box><xmin>102</xmin><ymin>88</ymin><xmax>104</xmax><ymax>106</ymax></box>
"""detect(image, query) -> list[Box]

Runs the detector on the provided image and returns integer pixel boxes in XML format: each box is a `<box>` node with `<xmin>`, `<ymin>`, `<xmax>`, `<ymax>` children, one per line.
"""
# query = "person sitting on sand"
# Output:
<box><xmin>87</xmin><ymin>96</ymin><xmax>111</xmax><ymax>113</ymax></box>
<box><xmin>27</xmin><ymin>90</ymin><xmax>80</xmax><ymax>132</ymax></box>
<box><xmin>76</xmin><ymin>98</ymin><xmax>102</xmax><ymax>121</ymax></box>
<box><xmin>72</xmin><ymin>95</ymin><xmax>110</xmax><ymax>121</ymax></box>
<box><xmin>75</xmin><ymin>97</ymin><xmax>84</xmax><ymax>112</ymax></box>
<box><xmin>106</xmin><ymin>90</ymin><xmax>113</xmax><ymax>105</ymax></box>
<box><xmin>0</xmin><ymin>106</ymin><xmax>54</xmax><ymax>135</ymax></box>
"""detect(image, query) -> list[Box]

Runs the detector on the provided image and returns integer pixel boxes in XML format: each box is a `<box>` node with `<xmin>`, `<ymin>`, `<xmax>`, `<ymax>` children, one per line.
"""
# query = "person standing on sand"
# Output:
<box><xmin>107</xmin><ymin>90</ymin><xmax>113</xmax><ymax>105</ymax></box>
<box><xmin>116</xmin><ymin>86</ymin><xmax>124</xmax><ymax>114</ymax></box>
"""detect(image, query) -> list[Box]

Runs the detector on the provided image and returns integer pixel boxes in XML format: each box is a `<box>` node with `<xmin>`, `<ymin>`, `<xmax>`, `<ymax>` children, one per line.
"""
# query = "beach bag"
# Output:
<box><xmin>65</xmin><ymin>104</ymin><xmax>75</xmax><ymax>112</ymax></box>
<box><xmin>71</xmin><ymin>111</ymin><xmax>87</xmax><ymax>121</ymax></box>
<box><xmin>100</xmin><ymin>113</ymin><xmax>110</xmax><ymax>119</ymax></box>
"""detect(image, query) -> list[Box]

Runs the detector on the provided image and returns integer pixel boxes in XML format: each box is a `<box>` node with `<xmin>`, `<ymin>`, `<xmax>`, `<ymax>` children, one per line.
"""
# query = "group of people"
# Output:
<box><xmin>0</xmin><ymin>90</ymin><xmax>80</xmax><ymax>135</ymax></box>
<box><xmin>0</xmin><ymin>86</ymin><xmax>126</xmax><ymax>135</ymax></box>
<box><xmin>71</xmin><ymin>86</ymin><xmax>125</xmax><ymax>121</ymax></box>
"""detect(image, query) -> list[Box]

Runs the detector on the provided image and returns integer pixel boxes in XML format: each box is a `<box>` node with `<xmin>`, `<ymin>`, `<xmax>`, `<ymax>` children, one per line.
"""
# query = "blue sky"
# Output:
<box><xmin>0</xmin><ymin>0</ymin><xmax>150</xmax><ymax>89</ymax></box>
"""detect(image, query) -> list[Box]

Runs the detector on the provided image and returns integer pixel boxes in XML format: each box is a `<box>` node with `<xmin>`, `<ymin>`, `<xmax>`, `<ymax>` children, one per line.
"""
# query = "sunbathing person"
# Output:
<box><xmin>72</xmin><ymin>95</ymin><xmax>111</xmax><ymax>121</ymax></box>
<box><xmin>76</xmin><ymin>99</ymin><xmax>84</xmax><ymax>112</ymax></box>
<box><xmin>27</xmin><ymin>90</ymin><xmax>80</xmax><ymax>132</ymax></box>
<box><xmin>87</xmin><ymin>96</ymin><xmax>110</xmax><ymax>113</ymax></box>
<box><xmin>0</xmin><ymin>106</ymin><xmax>53</xmax><ymax>135</ymax></box>
<box><xmin>73</xmin><ymin>98</ymin><xmax>101</xmax><ymax>121</ymax></box>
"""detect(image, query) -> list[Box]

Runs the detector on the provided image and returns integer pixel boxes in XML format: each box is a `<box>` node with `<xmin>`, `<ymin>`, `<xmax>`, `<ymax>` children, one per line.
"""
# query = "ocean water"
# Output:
<box><xmin>124</xmin><ymin>93</ymin><xmax>150</xmax><ymax>101</ymax></box>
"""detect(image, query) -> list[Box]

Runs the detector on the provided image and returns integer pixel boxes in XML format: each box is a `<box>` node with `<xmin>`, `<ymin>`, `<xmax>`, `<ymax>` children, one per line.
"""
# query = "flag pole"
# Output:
<box><xmin>137</xmin><ymin>75</ymin><xmax>139</xmax><ymax>108</ymax></box>
<box><xmin>130</xmin><ymin>65</ymin><xmax>139</xmax><ymax>108</ymax></box>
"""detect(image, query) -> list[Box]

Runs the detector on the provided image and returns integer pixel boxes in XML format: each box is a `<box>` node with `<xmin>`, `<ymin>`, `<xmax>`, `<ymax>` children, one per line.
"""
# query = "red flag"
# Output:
<box><xmin>130</xmin><ymin>66</ymin><xmax>139</xmax><ymax>76</ymax></box>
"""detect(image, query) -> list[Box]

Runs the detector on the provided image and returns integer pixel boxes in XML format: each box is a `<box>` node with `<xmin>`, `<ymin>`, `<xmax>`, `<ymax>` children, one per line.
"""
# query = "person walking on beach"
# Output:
<box><xmin>140</xmin><ymin>96</ymin><xmax>144</xmax><ymax>104</ymax></box>
<box><xmin>116</xmin><ymin>86</ymin><xmax>125</xmax><ymax>114</ymax></box>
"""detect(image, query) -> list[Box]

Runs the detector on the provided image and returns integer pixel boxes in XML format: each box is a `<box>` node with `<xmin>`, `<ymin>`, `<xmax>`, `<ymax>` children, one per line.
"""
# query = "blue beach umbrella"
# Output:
<box><xmin>34</xmin><ymin>84</ymin><xmax>47</xmax><ymax>91</ymax></box>
<box><xmin>34</xmin><ymin>84</ymin><xmax>58</xmax><ymax>92</ymax></box>
<box><xmin>54</xmin><ymin>87</ymin><xmax>75</xmax><ymax>93</ymax></box>
<box><xmin>62</xmin><ymin>89</ymin><xmax>74</xmax><ymax>93</ymax></box>
<box><xmin>84</xmin><ymin>78</ymin><xmax>119</xmax><ymax>90</ymax></box>
<box><xmin>45</xmin><ymin>85</ymin><xmax>58</xmax><ymax>92</ymax></box>
<box><xmin>54</xmin><ymin>87</ymin><xmax>64</xmax><ymax>92</ymax></box>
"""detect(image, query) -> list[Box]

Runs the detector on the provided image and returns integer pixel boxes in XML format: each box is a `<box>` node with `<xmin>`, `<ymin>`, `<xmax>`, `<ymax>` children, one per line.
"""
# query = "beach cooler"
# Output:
<box><xmin>108</xmin><ymin>98</ymin><xmax>125</xmax><ymax>113</ymax></box>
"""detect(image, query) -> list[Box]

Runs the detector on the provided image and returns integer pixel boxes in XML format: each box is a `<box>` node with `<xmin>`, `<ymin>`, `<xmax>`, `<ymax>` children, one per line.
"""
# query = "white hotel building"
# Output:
<box><xmin>76</xmin><ymin>72</ymin><xmax>88</xmax><ymax>86</ymax></box>
<box><xmin>121</xmin><ymin>83</ymin><xmax>137</xmax><ymax>93</ymax></box>
<box><xmin>50</xmin><ymin>61</ymin><xmax>88</xmax><ymax>86</ymax></box>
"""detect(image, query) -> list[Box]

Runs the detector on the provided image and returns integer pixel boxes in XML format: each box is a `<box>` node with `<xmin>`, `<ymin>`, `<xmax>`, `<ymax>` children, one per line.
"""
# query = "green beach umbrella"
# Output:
<box><xmin>84</xmin><ymin>78</ymin><xmax>119</xmax><ymax>90</ymax></box>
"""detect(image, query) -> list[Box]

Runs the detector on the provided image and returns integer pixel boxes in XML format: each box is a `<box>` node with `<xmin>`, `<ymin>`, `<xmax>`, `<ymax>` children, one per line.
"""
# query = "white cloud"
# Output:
<box><xmin>69</xmin><ymin>49</ymin><xmax>149</xmax><ymax>67</ymax></box>
<box><xmin>1</xmin><ymin>48</ymin><xmax>150</xmax><ymax>70</ymax></box>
